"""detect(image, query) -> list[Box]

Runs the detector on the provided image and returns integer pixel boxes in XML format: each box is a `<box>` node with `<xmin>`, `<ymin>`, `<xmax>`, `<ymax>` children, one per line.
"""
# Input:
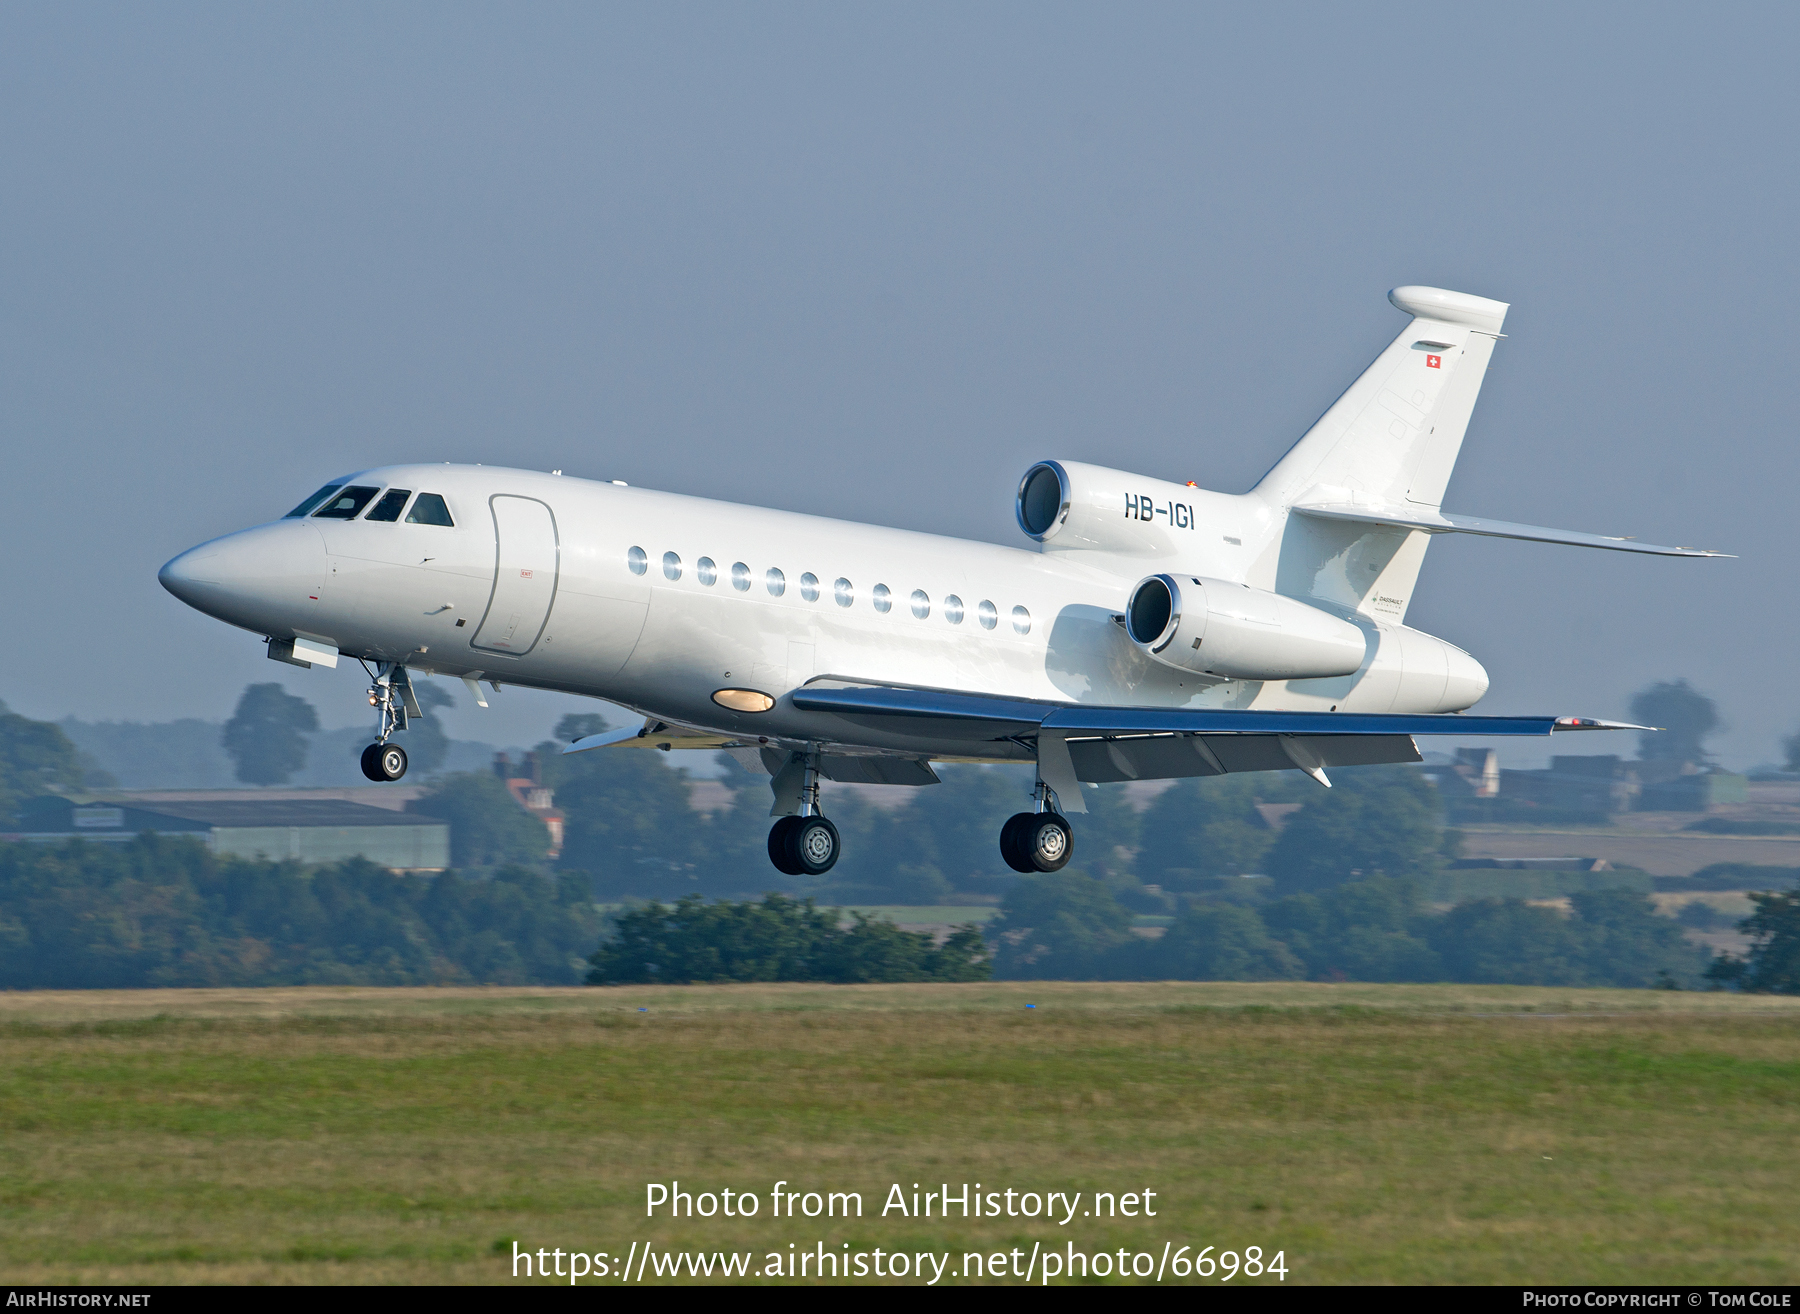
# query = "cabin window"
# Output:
<box><xmin>364</xmin><ymin>489</ymin><xmax>411</xmax><ymax>522</ymax></box>
<box><xmin>833</xmin><ymin>577</ymin><xmax>854</xmax><ymax>607</ymax></box>
<box><xmin>800</xmin><ymin>573</ymin><xmax>820</xmax><ymax>602</ymax></box>
<box><xmin>765</xmin><ymin>567</ymin><xmax>786</xmax><ymax>597</ymax></box>
<box><xmin>405</xmin><ymin>493</ymin><xmax>455</xmax><ymax>526</ymax></box>
<box><xmin>910</xmin><ymin>589</ymin><xmax>930</xmax><ymax>619</ymax></box>
<box><xmin>731</xmin><ymin>562</ymin><xmax>751</xmax><ymax>591</ymax></box>
<box><xmin>943</xmin><ymin>595</ymin><xmax>965</xmax><ymax>624</ymax></box>
<box><xmin>696</xmin><ymin>557</ymin><xmax>718</xmax><ymax>586</ymax></box>
<box><xmin>627</xmin><ymin>546</ymin><xmax>648</xmax><ymax>575</ymax></box>
<box><xmin>977</xmin><ymin>599</ymin><xmax>998</xmax><ymax>630</ymax></box>
<box><xmin>1012</xmin><ymin>605</ymin><xmax>1031</xmax><ymax>636</ymax></box>
<box><xmin>872</xmin><ymin>584</ymin><xmax>892</xmax><ymax>613</ymax></box>
<box><xmin>662</xmin><ymin>552</ymin><xmax>683</xmax><ymax>581</ymax></box>
<box><xmin>285</xmin><ymin>484</ymin><xmax>342</xmax><ymax>518</ymax></box>
<box><xmin>313</xmin><ymin>486</ymin><xmax>380</xmax><ymax>519</ymax></box>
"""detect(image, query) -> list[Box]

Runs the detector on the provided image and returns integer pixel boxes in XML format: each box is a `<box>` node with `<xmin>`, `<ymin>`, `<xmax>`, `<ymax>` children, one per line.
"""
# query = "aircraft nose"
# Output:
<box><xmin>157</xmin><ymin>544</ymin><xmax>220</xmax><ymax>609</ymax></box>
<box><xmin>157</xmin><ymin>522</ymin><xmax>328</xmax><ymax>631</ymax></box>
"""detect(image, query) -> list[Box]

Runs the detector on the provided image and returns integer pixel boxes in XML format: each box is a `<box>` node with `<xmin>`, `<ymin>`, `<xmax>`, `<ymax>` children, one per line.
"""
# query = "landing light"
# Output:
<box><xmin>713</xmin><ymin>689</ymin><xmax>775</xmax><ymax>713</ymax></box>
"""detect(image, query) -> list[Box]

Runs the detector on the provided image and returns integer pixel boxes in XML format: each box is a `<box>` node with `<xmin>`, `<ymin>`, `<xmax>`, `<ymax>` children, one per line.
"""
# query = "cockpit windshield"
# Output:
<box><xmin>364</xmin><ymin>489</ymin><xmax>412</xmax><ymax>522</ymax></box>
<box><xmin>312</xmin><ymin>486</ymin><xmax>380</xmax><ymax>519</ymax></box>
<box><xmin>405</xmin><ymin>493</ymin><xmax>455</xmax><ymax>526</ymax></box>
<box><xmin>284</xmin><ymin>484</ymin><xmax>343</xmax><ymax>518</ymax></box>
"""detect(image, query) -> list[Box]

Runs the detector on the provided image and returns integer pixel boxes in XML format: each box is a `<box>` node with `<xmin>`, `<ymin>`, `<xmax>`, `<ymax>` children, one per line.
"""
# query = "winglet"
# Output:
<box><xmin>1553</xmin><ymin>717</ymin><xmax>1654</xmax><ymax>732</ymax></box>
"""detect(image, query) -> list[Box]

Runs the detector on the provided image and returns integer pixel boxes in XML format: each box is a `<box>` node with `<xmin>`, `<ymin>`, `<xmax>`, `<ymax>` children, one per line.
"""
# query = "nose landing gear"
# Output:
<box><xmin>766</xmin><ymin>752</ymin><xmax>841</xmax><ymax>876</ymax></box>
<box><xmin>360</xmin><ymin>663</ymin><xmax>420</xmax><ymax>782</ymax></box>
<box><xmin>1000</xmin><ymin>779</ymin><xmax>1074</xmax><ymax>873</ymax></box>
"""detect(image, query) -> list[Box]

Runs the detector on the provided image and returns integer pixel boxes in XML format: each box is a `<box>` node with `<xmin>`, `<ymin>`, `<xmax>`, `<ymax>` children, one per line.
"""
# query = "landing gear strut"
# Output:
<box><xmin>767</xmin><ymin>752</ymin><xmax>841</xmax><ymax>876</ymax></box>
<box><xmin>1000</xmin><ymin>778</ymin><xmax>1074</xmax><ymax>873</ymax></box>
<box><xmin>360</xmin><ymin>662</ymin><xmax>420</xmax><ymax>782</ymax></box>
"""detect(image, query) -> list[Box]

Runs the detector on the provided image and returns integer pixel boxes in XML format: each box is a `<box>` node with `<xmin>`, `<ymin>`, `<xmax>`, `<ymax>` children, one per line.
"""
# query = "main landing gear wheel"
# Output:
<box><xmin>768</xmin><ymin>816</ymin><xmax>841</xmax><ymax>876</ymax></box>
<box><xmin>1000</xmin><ymin>811</ymin><xmax>1073</xmax><ymax>873</ymax></box>
<box><xmin>361</xmin><ymin>742</ymin><xmax>408</xmax><ymax>782</ymax></box>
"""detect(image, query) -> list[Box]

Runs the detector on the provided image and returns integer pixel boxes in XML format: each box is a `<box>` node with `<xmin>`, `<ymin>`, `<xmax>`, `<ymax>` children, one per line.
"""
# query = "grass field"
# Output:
<box><xmin>2</xmin><ymin>982</ymin><xmax>1798</xmax><ymax>1285</ymax></box>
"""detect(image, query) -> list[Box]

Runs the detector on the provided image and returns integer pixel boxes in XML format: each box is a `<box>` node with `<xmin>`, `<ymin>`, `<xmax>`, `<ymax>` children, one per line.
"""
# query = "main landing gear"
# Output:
<box><xmin>999</xmin><ymin>780</ymin><xmax>1074</xmax><ymax>874</ymax></box>
<box><xmin>766</xmin><ymin>752</ymin><xmax>841</xmax><ymax>876</ymax></box>
<box><xmin>360</xmin><ymin>662</ymin><xmax>419</xmax><ymax>782</ymax></box>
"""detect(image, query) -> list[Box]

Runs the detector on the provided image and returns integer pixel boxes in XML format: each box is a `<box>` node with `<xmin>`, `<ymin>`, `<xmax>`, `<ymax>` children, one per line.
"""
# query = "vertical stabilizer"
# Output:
<box><xmin>1256</xmin><ymin>286</ymin><xmax>1508</xmax><ymax>510</ymax></box>
<box><xmin>1262</xmin><ymin>286</ymin><xmax>1508</xmax><ymax>624</ymax></box>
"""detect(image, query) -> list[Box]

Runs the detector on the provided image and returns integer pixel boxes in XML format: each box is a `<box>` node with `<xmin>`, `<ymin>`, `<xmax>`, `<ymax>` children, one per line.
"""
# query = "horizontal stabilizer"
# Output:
<box><xmin>1292</xmin><ymin>502</ymin><xmax>1730</xmax><ymax>558</ymax></box>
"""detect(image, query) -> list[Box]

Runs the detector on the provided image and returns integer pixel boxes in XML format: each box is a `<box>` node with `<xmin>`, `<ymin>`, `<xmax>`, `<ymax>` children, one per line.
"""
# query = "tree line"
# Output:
<box><xmin>0</xmin><ymin>834</ymin><xmax>600</xmax><ymax>988</ymax></box>
<box><xmin>6</xmin><ymin>695</ymin><xmax>1800</xmax><ymax>992</ymax></box>
<box><xmin>7</xmin><ymin>832</ymin><xmax>1798</xmax><ymax>990</ymax></box>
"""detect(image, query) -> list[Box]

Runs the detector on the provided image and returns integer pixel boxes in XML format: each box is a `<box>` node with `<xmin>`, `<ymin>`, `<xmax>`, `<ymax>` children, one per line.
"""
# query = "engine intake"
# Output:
<box><xmin>1125</xmin><ymin>573</ymin><xmax>1368</xmax><ymax>681</ymax></box>
<box><xmin>1016</xmin><ymin>459</ymin><xmax>1235</xmax><ymax>556</ymax></box>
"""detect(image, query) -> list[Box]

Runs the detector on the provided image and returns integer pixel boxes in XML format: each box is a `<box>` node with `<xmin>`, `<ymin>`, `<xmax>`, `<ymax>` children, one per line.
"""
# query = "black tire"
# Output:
<box><xmin>360</xmin><ymin>743</ymin><xmax>385</xmax><ymax>782</ymax></box>
<box><xmin>1020</xmin><ymin>813</ymin><xmax>1073</xmax><ymax>872</ymax></box>
<box><xmin>785</xmin><ymin>816</ymin><xmax>841</xmax><ymax>876</ymax></box>
<box><xmin>374</xmin><ymin>742</ymin><xmax>408</xmax><ymax>782</ymax></box>
<box><xmin>767</xmin><ymin>817</ymin><xmax>804</xmax><ymax>876</ymax></box>
<box><xmin>999</xmin><ymin>812</ymin><xmax>1037</xmax><ymax>874</ymax></box>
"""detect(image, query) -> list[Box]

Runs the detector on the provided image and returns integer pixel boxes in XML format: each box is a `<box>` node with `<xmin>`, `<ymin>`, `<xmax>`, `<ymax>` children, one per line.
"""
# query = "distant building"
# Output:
<box><xmin>493</xmin><ymin>751</ymin><xmax>564</xmax><ymax>857</ymax></box>
<box><xmin>1424</xmin><ymin>751</ymin><xmax>1747</xmax><ymax>817</ymax></box>
<box><xmin>5</xmin><ymin>794</ymin><xmax>450</xmax><ymax>871</ymax></box>
<box><xmin>1423</xmin><ymin>748</ymin><xmax>1502</xmax><ymax>800</ymax></box>
<box><xmin>1632</xmin><ymin>760</ymin><xmax>1749</xmax><ymax>811</ymax></box>
<box><xmin>1501</xmin><ymin>755</ymin><xmax>1640</xmax><ymax>815</ymax></box>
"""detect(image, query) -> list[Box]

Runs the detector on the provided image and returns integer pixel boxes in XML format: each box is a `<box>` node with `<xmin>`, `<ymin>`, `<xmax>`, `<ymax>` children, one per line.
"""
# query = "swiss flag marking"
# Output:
<box><xmin>1426</xmin><ymin>354</ymin><xmax>1442</xmax><ymax>369</ymax></box>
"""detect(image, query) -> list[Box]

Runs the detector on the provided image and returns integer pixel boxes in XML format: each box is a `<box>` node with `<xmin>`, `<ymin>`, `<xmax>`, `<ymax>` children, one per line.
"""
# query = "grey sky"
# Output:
<box><xmin>2</xmin><ymin>4</ymin><xmax>1793</xmax><ymax>766</ymax></box>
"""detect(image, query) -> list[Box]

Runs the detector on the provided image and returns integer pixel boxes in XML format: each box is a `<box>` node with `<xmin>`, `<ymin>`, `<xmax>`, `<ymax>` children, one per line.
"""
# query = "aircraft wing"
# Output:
<box><xmin>789</xmin><ymin>683</ymin><xmax>1641</xmax><ymax>807</ymax></box>
<box><xmin>1291</xmin><ymin>502</ymin><xmax>1731</xmax><ymax>558</ymax></box>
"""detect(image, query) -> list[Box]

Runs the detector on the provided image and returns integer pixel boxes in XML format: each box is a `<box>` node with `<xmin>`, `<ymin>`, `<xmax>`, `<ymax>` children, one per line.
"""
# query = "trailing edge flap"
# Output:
<box><xmin>1292</xmin><ymin>502</ymin><xmax>1731</xmax><ymax>558</ymax></box>
<box><xmin>563</xmin><ymin>718</ymin><xmax>740</xmax><ymax>753</ymax></box>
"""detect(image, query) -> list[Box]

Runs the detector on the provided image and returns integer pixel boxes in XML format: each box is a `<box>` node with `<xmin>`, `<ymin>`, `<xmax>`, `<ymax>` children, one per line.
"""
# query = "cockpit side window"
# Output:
<box><xmin>285</xmin><ymin>484</ymin><xmax>343</xmax><ymax>518</ymax></box>
<box><xmin>405</xmin><ymin>493</ymin><xmax>455</xmax><ymax>527</ymax></box>
<box><xmin>312</xmin><ymin>486</ymin><xmax>380</xmax><ymax>519</ymax></box>
<box><xmin>364</xmin><ymin>489</ymin><xmax>412</xmax><ymax>522</ymax></box>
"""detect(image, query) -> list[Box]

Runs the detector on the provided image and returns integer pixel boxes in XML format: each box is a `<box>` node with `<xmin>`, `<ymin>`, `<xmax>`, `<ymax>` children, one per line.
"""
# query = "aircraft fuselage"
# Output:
<box><xmin>160</xmin><ymin>462</ymin><xmax>1486</xmax><ymax>763</ymax></box>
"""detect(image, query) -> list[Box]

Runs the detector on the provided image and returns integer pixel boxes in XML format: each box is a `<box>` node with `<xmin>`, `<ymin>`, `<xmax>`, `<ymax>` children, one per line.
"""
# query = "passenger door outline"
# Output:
<box><xmin>470</xmin><ymin>495</ymin><xmax>560</xmax><ymax>657</ymax></box>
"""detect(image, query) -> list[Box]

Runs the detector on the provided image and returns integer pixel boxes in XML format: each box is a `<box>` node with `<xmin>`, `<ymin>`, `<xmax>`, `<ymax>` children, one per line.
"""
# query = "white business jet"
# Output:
<box><xmin>160</xmin><ymin>286</ymin><xmax>1724</xmax><ymax>878</ymax></box>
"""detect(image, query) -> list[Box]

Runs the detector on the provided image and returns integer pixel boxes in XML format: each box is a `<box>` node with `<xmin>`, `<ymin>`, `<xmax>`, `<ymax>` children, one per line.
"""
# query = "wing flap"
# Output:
<box><xmin>1066</xmin><ymin>731</ymin><xmax>1423</xmax><ymax>783</ymax></box>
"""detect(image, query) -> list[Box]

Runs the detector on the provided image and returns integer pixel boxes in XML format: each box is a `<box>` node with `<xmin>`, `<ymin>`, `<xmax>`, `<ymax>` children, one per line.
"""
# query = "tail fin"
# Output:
<box><xmin>1255</xmin><ymin>285</ymin><xmax>1508</xmax><ymax>510</ymax></box>
<box><xmin>1261</xmin><ymin>286</ymin><xmax>1507</xmax><ymax>625</ymax></box>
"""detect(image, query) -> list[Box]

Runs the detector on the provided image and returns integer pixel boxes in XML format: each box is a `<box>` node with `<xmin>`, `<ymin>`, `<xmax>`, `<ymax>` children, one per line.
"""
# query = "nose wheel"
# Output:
<box><xmin>361</xmin><ymin>742</ymin><xmax>408</xmax><ymax>782</ymax></box>
<box><xmin>1000</xmin><ymin>811</ymin><xmax>1073</xmax><ymax>873</ymax></box>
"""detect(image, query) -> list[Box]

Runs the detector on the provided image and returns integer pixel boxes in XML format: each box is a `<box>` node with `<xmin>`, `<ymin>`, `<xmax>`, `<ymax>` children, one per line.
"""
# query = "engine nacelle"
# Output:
<box><xmin>1125</xmin><ymin>573</ymin><xmax>1368</xmax><ymax>681</ymax></box>
<box><xmin>1017</xmin><ymin>459</ymin><xmax>1231</xmax><ymax>556</ymax></box>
